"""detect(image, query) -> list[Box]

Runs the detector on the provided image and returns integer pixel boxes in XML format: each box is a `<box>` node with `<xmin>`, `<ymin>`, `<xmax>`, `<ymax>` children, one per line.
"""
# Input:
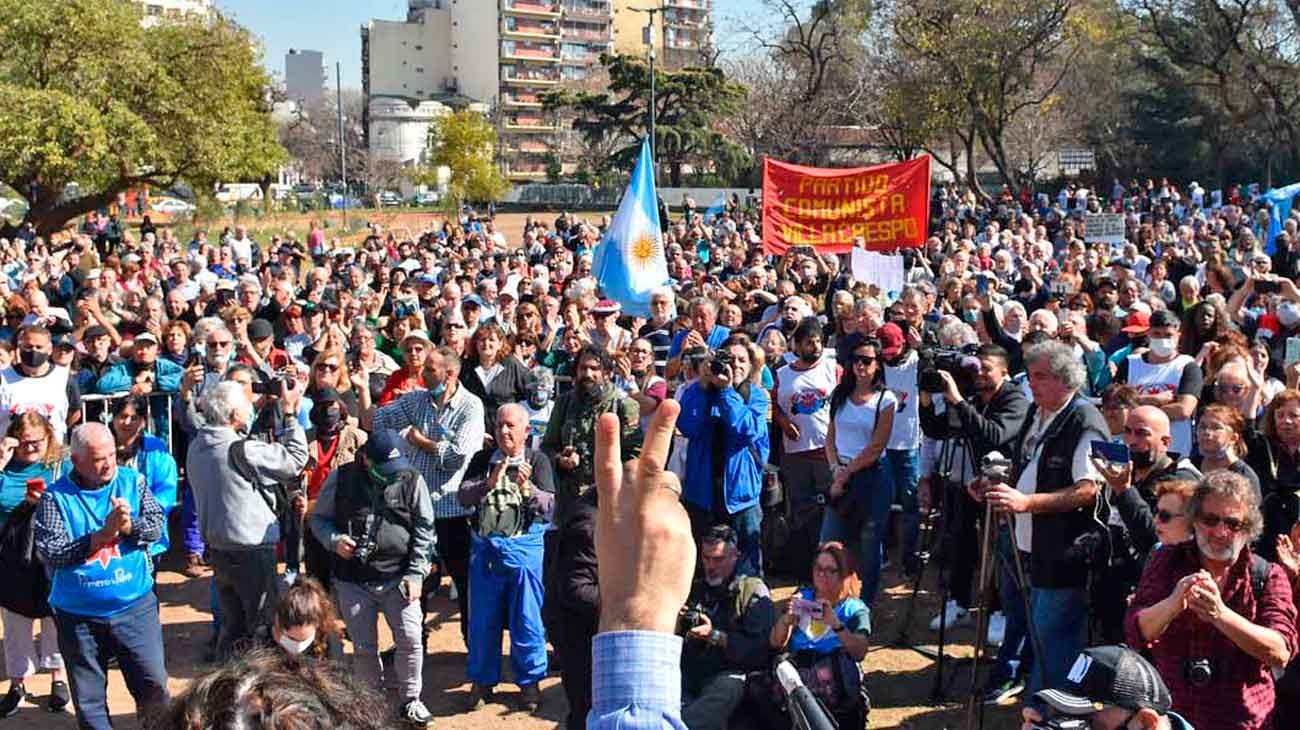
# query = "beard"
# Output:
<box><xmin>1196</xmin><ymin>531</ymin><xmax>1243</xmax><ymax>563</ymax></box>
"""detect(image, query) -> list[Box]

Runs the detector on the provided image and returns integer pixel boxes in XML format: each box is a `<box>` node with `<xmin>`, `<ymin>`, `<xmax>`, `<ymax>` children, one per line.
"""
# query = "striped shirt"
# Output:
<box><xmin>372</xmin><ymin>385</ymin><xmax>484</xmax><ymax>519</ymax></box>
<box><xmin>589</xmin><ymin>631</ymin><xmax>688</xmax><ymax>730</ymax></box>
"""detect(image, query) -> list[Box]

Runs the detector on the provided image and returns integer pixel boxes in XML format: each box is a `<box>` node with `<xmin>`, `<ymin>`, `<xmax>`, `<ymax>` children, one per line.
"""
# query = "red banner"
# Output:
<box><xmin>762</xmin><ymin>156</ymin><xmax>931</xmax><ymax>255</ymax></box>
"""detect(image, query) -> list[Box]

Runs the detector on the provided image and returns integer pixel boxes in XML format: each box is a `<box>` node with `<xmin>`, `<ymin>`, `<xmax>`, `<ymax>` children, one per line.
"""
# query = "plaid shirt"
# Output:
<box><xmin>1126</xmin><ymin>541</ymin><xmax>1298</xmax><ymax>730</ymax></box>
<box><xmin>589</xmin><ymin>631</ymin><xmax>688</xmax><ymax>730</ymax></box>
<box><xmin>373</xmin><ymin>385</ymin><xmax>484</xmax><ymax>519</ymax></box>
<box><xmin>34</xmin><ymin>468</ymin><xmax>164</xmax><ymax>568</ymax></box>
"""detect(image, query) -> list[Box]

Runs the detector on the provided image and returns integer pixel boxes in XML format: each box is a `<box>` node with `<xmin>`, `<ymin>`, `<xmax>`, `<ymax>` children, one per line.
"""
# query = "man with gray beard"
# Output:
<box><xmin>1126</xmin><ymin>471</ymin><xmax>1297</xmax><ymax>730</ymax></box>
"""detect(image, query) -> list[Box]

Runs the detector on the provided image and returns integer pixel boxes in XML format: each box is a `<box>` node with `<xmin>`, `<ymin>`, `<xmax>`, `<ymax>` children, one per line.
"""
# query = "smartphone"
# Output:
<box><xmin>792</xmin><ymin>596</ymin><xmax>824</xmax><ymax>621</ymax></box>
<box><xmin>976</xmin><ymin>275</ymin><xmax>989</xmax><ymax>296</ymax></box>
<box><xmin>1090</xmin><ymin>440</ymin><xmax>1130</xmax><ymax>465</ymax></box>
<box><xmin>1256</xmin><ymin>278</ymin><xmax>1281</xmax><ymax>295</ymax></box>
<box><xmin>1286</xmin><ymin>337</ymin><xmax>1300</xmax><ymax>368</ymax></box>
<box><xmin>25</xmin><ymin>478</ymin><xmax>45</xmax><ymax>502</ymax></box>
<box><xmin>185</xmin><ymin>347</ymin><xmax>203</xmax><ymax>368</ymax></box>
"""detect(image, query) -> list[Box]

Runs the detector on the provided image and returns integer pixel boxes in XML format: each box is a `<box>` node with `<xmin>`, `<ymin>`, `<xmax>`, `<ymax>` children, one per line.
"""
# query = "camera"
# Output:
<box><xmin>350</xmin><ymin>514</ymin><xmax>378</xmax><ymax>563</ymax></box>
<box><xmin>980</xmin><ymin>452</ymin><xmax>1013</xmax><ymax>484</ymax></box>
<box><xmin>709</xmin><ymin>349</ymin><xmax>734</xmax><ymax>377</ymax></box>
<box><xmin>394</xmin><ymin>298</ymin><xmax>419</xmax><ymax>319</ymax></box>
<box><xmin>918</xmin><ymin>345</ymin><xmax>980</xmax><ymax>394</ymax></box>
<box><xmin>676</xmin><ymin>604</ymin><xmax>709</xmax><ymax>636</ymax></box>
<box><xmin>1184</xmin><ymin>657</ymin><xmax>1213</xmax><ymax>687</ymax></box>
<box><xmin>251</xmin><ymin>375</ymin><xmax>292</xmax><ymax>396</ymax></box>
<box><xmin>1255</xmin><ymin>278</ymin><xmax>1281</xmax><ymax>295</ymax></box>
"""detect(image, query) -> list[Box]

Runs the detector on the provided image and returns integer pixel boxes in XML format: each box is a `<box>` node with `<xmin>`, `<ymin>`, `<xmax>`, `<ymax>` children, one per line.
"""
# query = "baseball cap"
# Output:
<box><xmin>1035</xmin><ymin>645</ymin><xmax>1172</xmax><ymax>716</ymax></box>
<box><xmin>875</xmin><ymin>323</ymin><xmax>906</xmax><ymax>359</ymax></box>
<box><xmin>83</xmin><ymin>325</ymin><xmax>110</xmax><ymax>341</ymax></box>
<box><xmin>364</xmin><ymin>429</ymin><xmax>414</xmax><ymax>477</ymax></box>
<box><xmin>401</xmin><ymin>330</ymin><xmax>432</xmax><ymax>346</ymax></box>
<box><xmin>417</xmin><ymin>273</ymin><xmax>439</xmax><ymax>286</ymax></box>
<box><xmin>134</xmin><ymin>332</ymin><xmax>159</xmax><ymax>346</ymax></box>
<box><xmin>593</xmin><ymin>299</ymin><xmax>621</xmax><ymax>315</ymax></box>
<box><xmin>1120</xmin><ymin>311</ymin><xmax>1150</xmax><ymax>334</ymax></box>
<box><xmin>248</xmin><ymin>319</ymin><xmax>274</xmax><ymax>341</ymax></box>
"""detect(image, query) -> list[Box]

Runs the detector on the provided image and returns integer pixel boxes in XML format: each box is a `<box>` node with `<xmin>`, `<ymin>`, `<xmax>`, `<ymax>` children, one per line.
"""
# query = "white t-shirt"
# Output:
<box><xmin>229</xmin><ymin>236</ymin><xmax>254</xmax><ymax>264</ymax></box>
<box><xmin>0</xmin><ymin>365</ymin><xmax>72</xmax><ymax>442</ymax></box>
<box><xmin>776</xmin><ymin>355</ymin><xmax>837</xmax><ymax>454</ymax></box>
<box><xmin>1125</xmin><ymin>353</ymin><xmax>1196</xmax><ymax>456</ymax></box>
<box><xmin>520</xmin><ymin>398</ymin><xmax>553</xmax><ymax>451</ymax></box>
<box><xmin>1013</xmin><ymin>401</ymin><xmax>1106</xmax><ymax>552</ymax></box>
<box><xmin>884</xmin><ymin>350</ymin><xmax>920</xmax><ymax>450</ymax></box>
<box><xmin>833</xmin><ymin>390</ymin><xmax>898</xmax><ymax>464</ymax></box>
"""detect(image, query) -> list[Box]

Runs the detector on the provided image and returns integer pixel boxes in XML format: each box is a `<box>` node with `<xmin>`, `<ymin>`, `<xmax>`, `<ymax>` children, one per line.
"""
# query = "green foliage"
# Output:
<box><xmin>544</xmin><ymin>153</ymin><xmax>563</xmax><ymax>184</ymax></box>
<box><xmin>542</xmin><ymin>54</ymin><xmax>750</xmax><ymax>187</ymax></box>
<box><xmin>415</xmin><ymin>110</ymin><xmax>508</xmax><ymax>211</ymax></box>
<box><xmin>0</xmin><ymin>0</ymin><xmax>287</xmax><ymax>235</ymax></box>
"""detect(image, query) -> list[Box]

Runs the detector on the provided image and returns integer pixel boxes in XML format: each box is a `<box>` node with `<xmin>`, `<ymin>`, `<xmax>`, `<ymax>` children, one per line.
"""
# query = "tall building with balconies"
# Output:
<box><xmin>132</xmin><ymin>0</ymin><xmax>212</xmax><ymax>27</ymax></box>
<box><xmin>612</xmin><ymin>0</ymin><xmax>712</xmax><ymax>69</ymax></box>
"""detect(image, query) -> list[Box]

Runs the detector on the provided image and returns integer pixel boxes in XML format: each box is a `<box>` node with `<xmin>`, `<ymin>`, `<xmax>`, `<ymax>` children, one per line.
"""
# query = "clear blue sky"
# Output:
<box><xmin>217</xmin><ymin>0</ymin><xmax>776</xmax><ymax>90</ymax></box>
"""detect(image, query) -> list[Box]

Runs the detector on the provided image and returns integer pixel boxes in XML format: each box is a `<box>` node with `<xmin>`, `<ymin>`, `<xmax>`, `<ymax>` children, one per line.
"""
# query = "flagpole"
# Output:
<box><xmin>633</xmin><ymin>4</ymin><xmax>663</xmax><ymax>181</ymax></box>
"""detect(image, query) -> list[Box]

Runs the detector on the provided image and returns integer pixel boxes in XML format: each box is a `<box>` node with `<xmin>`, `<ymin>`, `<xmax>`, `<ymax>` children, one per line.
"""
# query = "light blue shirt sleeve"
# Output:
<box><xmin>587</xmin><ymin>631</ymin><xmax>689</xmax><ymax>730</ymax></box>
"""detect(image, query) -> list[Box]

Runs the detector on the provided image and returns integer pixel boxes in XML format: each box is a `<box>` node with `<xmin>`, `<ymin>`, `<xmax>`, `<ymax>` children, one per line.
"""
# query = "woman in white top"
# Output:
<box><xmin>822</xmin><ymin>337</ymin><xmax>897</xmax><ymax>604</ymax></box>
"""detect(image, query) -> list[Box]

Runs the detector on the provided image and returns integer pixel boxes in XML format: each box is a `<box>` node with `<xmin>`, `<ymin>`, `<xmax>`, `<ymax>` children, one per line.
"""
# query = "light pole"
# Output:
<box><xmin>631</xmin><ymin>4</ymin><xmax>663</xmax><ymax>177</ymax></box>
<box><xmin>336</xmin><ymin>61</ymin><xmax>348</xmax><ymax>230</ymax></box>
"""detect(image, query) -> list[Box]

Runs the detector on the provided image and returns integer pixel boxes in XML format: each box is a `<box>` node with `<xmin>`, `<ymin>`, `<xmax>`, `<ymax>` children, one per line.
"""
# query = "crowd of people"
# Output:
<box><xmin>0</xmin><ymin>176</ymin><xmax>1296</xmax><ymax>729</ymax></box>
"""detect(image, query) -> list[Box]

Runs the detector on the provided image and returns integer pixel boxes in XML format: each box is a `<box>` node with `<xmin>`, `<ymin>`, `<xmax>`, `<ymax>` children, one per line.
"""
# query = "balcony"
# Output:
<box><xmin>665</xmin><ymin>0</ymin><xmax>708</xmax><ymax>8</ymax></box>
<box><xmin>664</xmin><ymin>12</ymin><xmax>705</xmax><ymax>28</ymax></box>
<box><xmin>503</xmin><ymin>19</ymin><xmax>561</xmax><ymax>38</ymax></box>
<box><xmin>501</xmin><ymin>67</ymin><xmax>561</xmax><ymax>85</ymax></box>
<box><xmin>501</xmin><ymin>41</ymin><xmax>562</xmax><ymax>63</ymax></box>
<box><xmin>506</xmin><ymin>168</ymin><xmax>548</xmax><ymax>181</ymax></box>
<box><xmin>502</xmin><ymin>92</ymin><xmax>544</xmax><ymax>108</ymax></box>
<box><xmin>504</xmin><ymin>115</ymin><xmax>559</xmax><ymax>132</ymax></box>
<box><xmin>503</xmin><ymin>0</ymin><xmax>560</xmax><ymax>18</ymax></box>
<box><xmin>506</xmin><ymin>140</ymin><xmax>552</xmax><ymax>154</ymax></box>
<box><xmin>562</xmin><ymin>27</ymin><xmax>611</xmax><ymax>42</ymax></box>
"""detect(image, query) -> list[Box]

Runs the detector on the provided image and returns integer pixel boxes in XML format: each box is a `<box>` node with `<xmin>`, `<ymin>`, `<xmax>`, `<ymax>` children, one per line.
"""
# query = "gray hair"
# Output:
<box><xmin>1023</xmin><ymin>340</ymin><xmax>1086</xmax><ymax>392</ymax></box>
<box><xmin>853</xmin><ymin>298</ymin><xmax>882</xmax><ymax>318</ymax></box>
<box><xmin>689</xmin><ymin>296</ymin><xmax>717</xmax><ymax>314</ymax></box>
<box><xmin>497</xmin><ymin>402</ymin><xmax>528</xmax><ymax>425</ymax></box>
<box><xmin>201</xmin><ymin>381</ymin><xmax>252</xmax><ymax>427</ymax></box>
<box><xmin>938</xmin><ymin>320</ymin><xmax>979</xmax><ymax>348</ymax></box>
<box><xmin>192</xmin><ymin>316</ymin><xmax>225</xmax><ymax>346</ymax></box>
<box><xmin>70</xmin><ymin>422</ymin><xmax>114</xmax><ymax>457</ymax></box>
<box><xmin>1188</xmin><ymin>470</ymin><xmax>1264</xmax><ymax>542</ymax></box>
<box><xmin>433</xmin><ymin>345</ymin><xmax>461</xmax><ymax>374</ymax></box>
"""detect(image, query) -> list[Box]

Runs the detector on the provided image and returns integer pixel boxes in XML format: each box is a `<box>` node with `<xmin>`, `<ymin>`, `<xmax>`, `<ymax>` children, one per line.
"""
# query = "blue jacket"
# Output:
<box><xmin>95</xmin><ymin>359</ymin><xmax>183</xmax><ymax>442</ymax></box>
<box><xmin>122</xmin><ymin>434</ymin><xmax>179</xmax><ymax>557</ymax></box>
<box><xmin>676</xmin><ymin>381</ymin><xmax>769</xmax><ymax>514</ymax></box>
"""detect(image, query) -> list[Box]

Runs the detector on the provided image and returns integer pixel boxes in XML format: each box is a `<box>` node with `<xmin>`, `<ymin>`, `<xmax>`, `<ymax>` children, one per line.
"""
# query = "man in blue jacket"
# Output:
<box><xmin>676</xmin><ymin>335</ymin><xmax>770</xmax><ymax>577</ymax></box>
<box><xmin>33</xmin><ymin>423</ymin><xmax>168</xmax><ymax>730</ymax></box>
<box><xmin>94</xmin><ymin>332</ymin><xmax>182</xmax><ymax>445</ymax></box>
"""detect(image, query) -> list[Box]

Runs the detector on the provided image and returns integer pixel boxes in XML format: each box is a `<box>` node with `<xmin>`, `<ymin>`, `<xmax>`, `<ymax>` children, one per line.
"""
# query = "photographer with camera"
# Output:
<box><xmin>918</xmin><ymin>343</ymin><xmax>1029</xmax><ymax>638</ymax></box>
<box><xmin>1126</xmin><ymin>471</ymin><xmax>1296</xmax><ymax>730</ymax></box>
<box><xmin>188</xmin><ymin>378</ymin><xmax>308</xmax><ymax>661</ymax></box>
<box><xmin>973</xmin><ymin>341</ymin><xmax>1108</xmax><ymax>696</ymax></box>
<box><xmin>678</xmin><ymin>525</ymin><xmax>775</xmax><ymax>730</ymax></box>
<box><xmin>677</xmin><ymin>334</ymin><xmax>770</xmax><ymax>577</ymax></box>
<box><xmin>307</xmin><ymin>429</ymin><xmax>436</xmax><ymax>728</ymax></box>
<box><xmin>1020</xmin><ymin>645</ymin><xmax>1193</xmax><ymax>729</ymax></box>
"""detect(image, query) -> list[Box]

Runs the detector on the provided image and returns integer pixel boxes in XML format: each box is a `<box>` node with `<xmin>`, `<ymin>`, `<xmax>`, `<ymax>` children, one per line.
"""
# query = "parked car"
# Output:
<box><xmin>412</xmin><ymin>191</ymin><xmax>441</xmax><ymax>207</ymax></box>
<box><xmin>377</xmin><ymin>191</ymin><xmax>402</xmax><ymax>207</ymax></box>
<box><xmin>151</xmin><ymin>197</ymin><xmax>196</xmax><ymax>215</ymax></box>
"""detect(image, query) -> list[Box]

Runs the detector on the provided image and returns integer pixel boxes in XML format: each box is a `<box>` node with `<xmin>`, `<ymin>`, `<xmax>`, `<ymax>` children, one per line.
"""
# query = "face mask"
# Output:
<box><xmin>367</xmin><ymin>463</ymin><xmax>400</xmax><ymax>486</ymax></box>
<box><xmin>311</xmin><ymin>405</ymin><xmax>344</xmax><ymax>435</ymax></box>
<box><xmin>962</xmin><ymin>310</ymin><xmax>979</xmax><ymax>324</ymax></box>
<box><xmin>1130</xmin><ymin>449</ymin><xmax>1154</xmax><ymax>469</ymax></box>
<box><xmin>429</xmin><ymin>381</ymin><xmax>446</xmax><ymax>399</ymax></box>
<box><xmin>277</xmin><ymin>629</ymin><xmax>315</xmax><ymax>656</ymax></box>
<box><xmin>1149</xmin><ymin>337</ymin><xmax>1177</xmax><ymax>358</ymax></box>
<box><xmin>19</xmin><ymin>349</ymin><xmax>48</xmax><ymax>369</ymax></box>
<box><xmin>528</xmin><ymin>390</ymin><xmax>550</xmax><ymax>408</ymax></box>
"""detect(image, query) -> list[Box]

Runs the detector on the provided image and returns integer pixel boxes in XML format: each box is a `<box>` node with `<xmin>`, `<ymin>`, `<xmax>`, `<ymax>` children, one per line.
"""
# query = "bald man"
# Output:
<box><xmin>1091</xmin><ymin>405</ymin><xmax>1201</xmax><ymax>642</ymax></box>
<box><xmin>457</xmin><ymin>403</ymin><xmax>556</xmax><ymax>712</ymax></box>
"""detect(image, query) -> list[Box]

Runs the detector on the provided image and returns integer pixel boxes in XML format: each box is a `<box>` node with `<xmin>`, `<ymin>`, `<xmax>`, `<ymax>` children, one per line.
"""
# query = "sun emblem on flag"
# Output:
<box><xmin>630</xmin><ymin>232</ymin><xmax>660</xmax><ymax>269</ymax></box>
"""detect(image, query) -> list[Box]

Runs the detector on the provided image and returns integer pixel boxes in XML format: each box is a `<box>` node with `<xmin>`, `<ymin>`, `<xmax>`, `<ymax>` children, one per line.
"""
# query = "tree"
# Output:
<box><xmin>0</xmin><ymin>0</ymin><xmax>286</xmax><ymax>236</ymax></box>
<box><xmin>413</xmin><ymin>110</ymin><xmax>507</xmax><ymax>212</ymax></box>
<box><xmin>542</xmin><ymin>53</ymin><xmax>748</xmax><ymax>186</ymax></box>
<box><xmin>278</xmin><ymin>91</ymin><xmax>368</xmax><ymax>186</ymax></box>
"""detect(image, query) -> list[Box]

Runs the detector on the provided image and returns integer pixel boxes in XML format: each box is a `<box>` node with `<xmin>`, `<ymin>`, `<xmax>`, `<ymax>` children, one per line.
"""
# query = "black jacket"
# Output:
<box><xmin>919</xmin><ymin>379</ymin><xmax>1030</xmax><ymax>467</ymax></box>
<box><xmin>680</xmin><ymin>574</ymin><xmax>775</xmax><ymax>693</ymax></box>
<box><xmin>981</xmin><ymin>308</ymin><xmax>1026</xmax><ymax>375</ymax></box>
<box><xmin>543</xmin><ymin>488</ymin><xmax>599</xmax><ymax>634</ymax></box>
<box><xmin>460</xmin><ymin>355</ymin><xmax>534</xmax><ymax>436</ymax></box>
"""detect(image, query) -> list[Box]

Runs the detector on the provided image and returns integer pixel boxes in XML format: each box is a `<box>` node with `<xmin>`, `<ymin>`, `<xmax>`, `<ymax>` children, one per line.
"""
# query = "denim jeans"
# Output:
<box><xmin>181</xmin><ymin>482</ymin><xmax>203</xmax><ymax>555</ymax></box>
<box><xmin>54</xmin><ymin>593</ymin><xmax>169</xmax><ymax>730</ymax></box>
<box><xmin>819</xmin><ymin>461</ymin><xmax>895</xmax><ymax>605</ymax></box>
<box><xmin>991</xmin><ymin>527</ymin><xmax>1032</xmax><ymax>686</ymax></box>
<box><xmin>886</xmin><ymin>448</ymin><xmax>921</xmax><ymax>572</ymax></box>
<box><xmin>1027</xmin><ymin>585</ymin><xmax>1088</xmax><ymax>694</ymax></box>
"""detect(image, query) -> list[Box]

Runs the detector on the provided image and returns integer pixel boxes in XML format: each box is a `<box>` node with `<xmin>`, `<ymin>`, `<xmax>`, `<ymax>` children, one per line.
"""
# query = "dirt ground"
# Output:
<box><xmin>0</xmin><ymin>535</ymin><xmax>1020</xmax><ymax>730</ymax></box>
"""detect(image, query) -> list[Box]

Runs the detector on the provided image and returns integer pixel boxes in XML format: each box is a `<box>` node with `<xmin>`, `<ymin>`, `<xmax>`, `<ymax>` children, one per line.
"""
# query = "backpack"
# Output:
<box><xmin>477</xmin><ymin>472</ymin><xmax>531</xmax><ymax>539</ymax></box>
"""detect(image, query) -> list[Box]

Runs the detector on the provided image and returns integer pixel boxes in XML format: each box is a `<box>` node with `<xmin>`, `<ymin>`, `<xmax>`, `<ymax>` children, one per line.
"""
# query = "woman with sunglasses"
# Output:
<box><xmin>307</xmin><ymin>350</ymin><xmax>360</xmax><ymax>421</ymax></box>
<box><xmin>1193</xmin><ymin>404</ymin><xmax>1262</xmax><ymax>497</ymax></box>
<box><xmin>1152</xmin><ymin>480</ymin><xmax>1195</xmax><ymax>548</ymax></box>
<box><xmin>822</xmin><ymin>338</ymin><xmax>896</xmax><ymax>605</ymax></box>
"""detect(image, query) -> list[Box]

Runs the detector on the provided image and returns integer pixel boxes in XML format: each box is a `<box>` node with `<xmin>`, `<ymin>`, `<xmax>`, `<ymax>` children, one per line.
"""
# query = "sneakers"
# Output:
<box><xmin>466</xmin><ymin>684</ymin><xmax>492</xmax><ymax>711</ymax></box>
<box><xmin>986</xmin><ymin>611</ymin><xmax>1006</xmax><ymax>647</ymax></box>
<box><xmin>47</xmin><ymin>681</ymin><xmax>69</xmax><ymax>713</ymax></box>
<box><xmin>401</xmin><ymin>699</ymin><xmax>433</xmax><ymax>728</ymax></box>
<box><xmin>928</xmin><ymin>600</ymin><xmax>971</xmax><ymax>631</ymax></box>
<box><xmin>447</xmin><ymin>581</ymin><xmax>459</xmax><ymax>602</ymax></box>
<box><xmin>0</xmin><ymin>683</ymin><xmax>24</xmax><ymax>717</ymax></box>
<box><xmin>981</xmin><ymin>677</ymin><xmax>1025</xmax><ymax>706</ymax></box>
<box><xmin>182</xmin><ymin>553</ymin><xmax>205</xmax><ymax>578</ymax></box>
<box><xmin>520</xmin><ymin>684</ymin><xmax>541</xmax><ymax>713</ymax></box>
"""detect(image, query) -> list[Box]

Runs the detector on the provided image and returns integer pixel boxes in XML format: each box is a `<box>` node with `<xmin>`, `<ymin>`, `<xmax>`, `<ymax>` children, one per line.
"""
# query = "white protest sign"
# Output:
<box><xmin>1084</xmin><ymin>213</ymin><xmax>1126</xmax><ymax>244</ymax></box>
<box><xmin>850</xmin><ymin>249</ymin><xmax>905</xmax><ymax>299</ymax></box>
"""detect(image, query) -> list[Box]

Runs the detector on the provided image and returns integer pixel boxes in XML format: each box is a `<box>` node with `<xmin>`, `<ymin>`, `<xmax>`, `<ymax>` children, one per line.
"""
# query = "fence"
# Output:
<box><xmin>80</xmin><ymin>391</ymin><xmax>181</xmax><ymax>456</ymax></box>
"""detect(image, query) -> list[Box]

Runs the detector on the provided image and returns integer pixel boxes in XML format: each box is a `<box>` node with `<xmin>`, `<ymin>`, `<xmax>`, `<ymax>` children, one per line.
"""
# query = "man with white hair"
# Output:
<box><xmin>187</xmin><ymin>379</ymin><xmax>308</xmax><ymax>659</ymax></box>
<box><xmin>34</xmin><ymin>423</ymin><xmax>169</xmax><ymax>729</ymax></box>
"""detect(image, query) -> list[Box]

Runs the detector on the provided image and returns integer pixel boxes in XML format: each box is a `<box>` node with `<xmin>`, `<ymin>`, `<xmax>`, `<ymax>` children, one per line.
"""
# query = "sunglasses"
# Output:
<box><xmin>1214</xmin><ymin>382</ymin><xmax>1245</xmax><ymax>394</ymax></box>
<box><xmin>854</xmin><ymin>355</ymin><xmax>877</xmax><ymax>366</ymax></box>
<box><xmin>1196</xmin><ymin>513</ymin><xmax>1249</xmax><ymax>533</ymax></box>
<box><xmin>315</xmin><ymin>363</ymin><xmax>340</xmax><ymax>373</ymax></box>
<box><xmin>1155</xmin><ymin>509</ymin><xmax>1184</xmax><ymax>524</ymax></box>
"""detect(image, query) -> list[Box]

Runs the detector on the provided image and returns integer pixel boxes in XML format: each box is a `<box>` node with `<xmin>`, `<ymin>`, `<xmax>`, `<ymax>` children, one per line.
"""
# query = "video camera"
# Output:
<box><xmin>918</xmin><ymin>344</ymin><xmax>980</xmax><ymax>394</ymax></box>
<box><xmin>251</xmin><ymin>374</ymin><xmax>294</xmax><ymax>396</ymax></box>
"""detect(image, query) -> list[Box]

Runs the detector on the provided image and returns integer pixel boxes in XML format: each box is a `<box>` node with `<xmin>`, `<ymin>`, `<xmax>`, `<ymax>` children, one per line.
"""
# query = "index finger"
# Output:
<box><xmin>636</xmin><ymin>399</ymin><xmax>681</xmax><ymax>498</ymax></box>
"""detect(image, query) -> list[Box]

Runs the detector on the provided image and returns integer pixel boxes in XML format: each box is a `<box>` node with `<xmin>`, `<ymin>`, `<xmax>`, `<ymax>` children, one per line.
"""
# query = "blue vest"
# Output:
<box><xmin>46</xmin><ymin>467</ymin><xmax>153</xmax><ymax>617</ymax></box>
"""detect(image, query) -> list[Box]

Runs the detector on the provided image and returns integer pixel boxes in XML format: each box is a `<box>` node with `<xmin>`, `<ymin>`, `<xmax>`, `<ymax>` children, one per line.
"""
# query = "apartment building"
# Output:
<box><xmin>133</xmin><ymin>0</ymin><xmax>212</xmax><ymax>27</ymax></box>
<box><xmin>285</xmin><ymin>49</ymin><xmax>326</xmax><ymax>107</ymax></box>
<box><xmin>363</xmin><ymin>0</ymin><xmax>702</xmax><ymax>182</ymax></box>
<box><xmin>612</xmin><ymin>0</ymin><xmax>713</xmax><ymax>69</ymax></box>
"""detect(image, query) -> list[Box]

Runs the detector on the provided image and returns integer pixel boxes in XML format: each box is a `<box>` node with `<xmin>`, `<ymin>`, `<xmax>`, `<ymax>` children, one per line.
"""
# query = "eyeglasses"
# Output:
<box><xmin>1214</xmin><ymin>382</ymin><xmax>1245</xmax><ymax>395</ymax></box>
<box><xmin>209</xmin><ymin>340</ymin><xmax>232</xmax><ymax>348</ymax></box>
<box><xmin>1196</xmin><ymin>512</ymin><xmax>1249</xmax><ymax>533</ymax></box>
<box><xmin>315</xmin><ymin>363</ymin><xmax>340</xmax><ymax>373</ymax></box>
<box><xmin>854</xmin><ymin>355</ymin><xmax>876</xmax><ymax>366</ymax></box>
<box><xmin>812</xmin><ymin>564</ymin><xmax>841</xmax><ymax>576</ymax></box>
<box><xmin>1155</xmin><ymin>509</ymin><xmax>1184</xmax><ymax>524</ymax></box>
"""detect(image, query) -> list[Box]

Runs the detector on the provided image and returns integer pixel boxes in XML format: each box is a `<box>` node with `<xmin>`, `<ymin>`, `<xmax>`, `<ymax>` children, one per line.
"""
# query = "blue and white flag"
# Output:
<box><xmin>591</xmin><ymin>138</ymin><xmax>669</xmax><ymax>319</ymax></box>
<box><xmin>704</xmin><ymin>192</ymin><xmax>727</xmax><ymax>223</ymax></box>
<box><xmin>1263</xmin><ymin>182</ymin><xmax>1300</xmax><ymax>255</ymax></box>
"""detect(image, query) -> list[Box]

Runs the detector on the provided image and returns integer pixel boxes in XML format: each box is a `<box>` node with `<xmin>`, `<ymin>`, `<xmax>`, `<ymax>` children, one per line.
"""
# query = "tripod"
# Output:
<box><xmin>963</xmin><ymin>499</ymin><xmax>1048</xmax><ymax>730</ymax></box>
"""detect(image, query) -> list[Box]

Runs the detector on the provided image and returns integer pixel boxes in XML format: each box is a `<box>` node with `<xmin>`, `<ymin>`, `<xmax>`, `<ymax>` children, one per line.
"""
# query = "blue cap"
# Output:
<box><xmin>417</xmin><ymin>273</ymin><xmax>439</xmax><ymax>285</ymax></box>
<box><xmin>364</xmin><ymin>429</ymin><xmax>414</xmax><ymax>476</ymax></box>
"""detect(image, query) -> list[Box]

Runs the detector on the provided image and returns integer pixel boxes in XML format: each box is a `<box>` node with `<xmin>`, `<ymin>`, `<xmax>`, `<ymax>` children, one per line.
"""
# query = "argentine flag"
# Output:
<box><xmin>592</xmin><ymin>138</ymin><xmax>669</xmax><ymax>318</ymax></box>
